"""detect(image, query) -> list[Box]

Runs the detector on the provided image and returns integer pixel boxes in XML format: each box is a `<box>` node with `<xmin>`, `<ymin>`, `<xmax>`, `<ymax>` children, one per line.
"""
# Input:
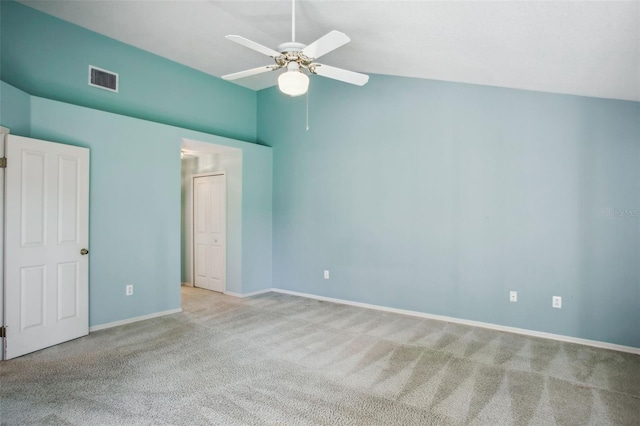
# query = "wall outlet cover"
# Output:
<box><xmin>552</xmin><ymin>296</ymin><xmax>562</xmax><ymax>309</ymax></box>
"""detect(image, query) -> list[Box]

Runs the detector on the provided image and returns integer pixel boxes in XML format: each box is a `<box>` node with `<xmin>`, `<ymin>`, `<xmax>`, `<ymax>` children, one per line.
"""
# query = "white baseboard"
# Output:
<box><xmin>270</xmin><ymin>288</ymin><xmax>640</xmax><ymax>355</ymax></box>
<box><xmin>181</xmin><ymin>282</ymin><xmax>194</xmax><ymax>287</ymax></box>
<box><xmin>89</xmin><ymin>308</ymin><xmax>183</xmax><ymax>332</ymax></box>
<box><xmin>224</xmin><ymin>288</ymin><xmax>273</xmax><ymax>298</ymax></box>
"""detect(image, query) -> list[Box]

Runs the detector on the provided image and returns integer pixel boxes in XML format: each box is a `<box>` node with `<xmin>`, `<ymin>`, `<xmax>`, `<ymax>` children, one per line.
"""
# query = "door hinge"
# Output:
<box><xmin>0</xmin><ymin>157</ymin><xmax>6</xmax><ymax>168</ymax></box>
<box><xmin>0</xmin><ymin>326</ymin><xmax>6</xmax><ymax>338</ymax></box>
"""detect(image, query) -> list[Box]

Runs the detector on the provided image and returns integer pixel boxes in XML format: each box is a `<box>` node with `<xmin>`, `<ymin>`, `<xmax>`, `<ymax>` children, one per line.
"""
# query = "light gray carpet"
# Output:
<box><xmin>1</xmin><ymin>287</ymin><xmax>639</xmax><ymax>425</ymax></box>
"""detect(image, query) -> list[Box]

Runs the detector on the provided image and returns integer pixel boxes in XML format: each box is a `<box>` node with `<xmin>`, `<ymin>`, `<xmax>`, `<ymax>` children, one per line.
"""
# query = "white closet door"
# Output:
<box><xmin>4</xmin><ymin>135</ymin><xmax>89</xmax><ymax>359</ymax></box>
<box><xmin>193</xmin><ymin>174</ymin><xmax>226</xmax><ymax>293</ymax></box>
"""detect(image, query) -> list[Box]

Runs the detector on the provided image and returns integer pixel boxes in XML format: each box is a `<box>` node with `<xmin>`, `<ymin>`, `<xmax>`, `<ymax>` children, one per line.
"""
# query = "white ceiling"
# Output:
<box><xmin>20</xmin><ymin>0</ymin><xmax>640</xmax><ymax>101</ymax></box>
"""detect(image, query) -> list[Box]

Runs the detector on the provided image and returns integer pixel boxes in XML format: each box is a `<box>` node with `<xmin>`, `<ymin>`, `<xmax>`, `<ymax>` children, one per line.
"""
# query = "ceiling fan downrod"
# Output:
<box><xmin>291</xmin><ymin>0</ymin><xmax>296</xmax><ymax>42</ymax></box>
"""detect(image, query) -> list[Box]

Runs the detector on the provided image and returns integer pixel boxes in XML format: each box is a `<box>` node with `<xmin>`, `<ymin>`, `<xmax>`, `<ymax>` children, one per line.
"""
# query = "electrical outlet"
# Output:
<box><xmin>323</xmin><ymin>270</ymin><xmax>330</xmax><ymax>280</ymax></box>
<box><xmin>126</xmin><ymin>285</ymin><xmax>133</xmax><ymax>296</ymax></box>
<box><xmin>510</xmin><ymin>291</ymin><xmax>517</xmax><ymax>302</ymax></box>
<box><xmin>552</xmin><ymin>296</ymin><xmax>562</xmax><ymax>309</ymax></box>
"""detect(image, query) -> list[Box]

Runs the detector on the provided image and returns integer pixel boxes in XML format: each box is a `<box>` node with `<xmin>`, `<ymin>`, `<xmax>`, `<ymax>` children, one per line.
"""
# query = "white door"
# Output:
<box><xmin>4</xmin><ymin>135</ymin><xmax>89</xmax><ymax>359</ymax></box>
<box><xmin>193</xmin><ymin>174</ymin><xmax>226</xmax><ymax>292</ymax></box>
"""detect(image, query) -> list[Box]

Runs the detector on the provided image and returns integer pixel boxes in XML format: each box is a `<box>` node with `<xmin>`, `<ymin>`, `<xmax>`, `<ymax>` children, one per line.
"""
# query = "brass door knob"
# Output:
<box><xmin>80</xmin><ymin>248</ymin><xmax>89</xmax><ymax>255</ymax></box>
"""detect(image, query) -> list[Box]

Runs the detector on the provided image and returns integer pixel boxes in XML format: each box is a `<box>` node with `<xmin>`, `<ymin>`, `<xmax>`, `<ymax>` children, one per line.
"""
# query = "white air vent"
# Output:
<box><xmin>88</xmin><ymin>65</ymin><xmax>118</xmax><ymax>92</ymax></box>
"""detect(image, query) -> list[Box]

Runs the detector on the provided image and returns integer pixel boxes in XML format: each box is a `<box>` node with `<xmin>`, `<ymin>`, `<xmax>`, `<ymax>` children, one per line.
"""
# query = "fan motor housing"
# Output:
<box><xmin>277</xmin><ymin>45</ymin><xmax>313</xmax><ymax>69</ymax></box>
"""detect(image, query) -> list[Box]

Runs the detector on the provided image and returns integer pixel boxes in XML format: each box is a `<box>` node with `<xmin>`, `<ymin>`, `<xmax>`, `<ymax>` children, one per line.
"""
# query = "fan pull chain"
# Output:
<box><xmin>306</xmin><ymin>88</ymin><xmax>310</xmax><ymax>131</ymax></box>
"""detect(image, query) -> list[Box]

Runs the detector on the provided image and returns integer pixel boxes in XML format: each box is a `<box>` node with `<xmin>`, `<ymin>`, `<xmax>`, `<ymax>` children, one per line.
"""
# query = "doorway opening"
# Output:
<box><xmin>180</xmin><ymin>139</ymin><xmax>242</xmax><ymax>301</ymax></box>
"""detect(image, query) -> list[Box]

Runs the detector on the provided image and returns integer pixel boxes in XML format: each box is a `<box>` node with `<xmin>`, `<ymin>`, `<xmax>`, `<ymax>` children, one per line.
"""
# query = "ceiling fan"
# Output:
<box><xmin>222</xmin><ymin>0</ymin><xmax>369</xmax><ymax>96</ymax></box>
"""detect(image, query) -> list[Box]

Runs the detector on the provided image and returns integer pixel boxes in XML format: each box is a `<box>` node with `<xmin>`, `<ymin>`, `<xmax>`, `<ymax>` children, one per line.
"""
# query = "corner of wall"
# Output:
<box><xmin>0</xmin><ymin>81</ymin><xmax>31</xmax><ymax>137</ymax></box>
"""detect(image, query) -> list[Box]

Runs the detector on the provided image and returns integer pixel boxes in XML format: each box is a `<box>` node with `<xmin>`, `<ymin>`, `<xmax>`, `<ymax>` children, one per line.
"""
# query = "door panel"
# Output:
<box><xmin>210</xmin><ymin>246</ymin><xmax>223</xmax><ymax>280</ymax></box>
<box><xmin>57</xmin><ymin>156</ymin><xmax>79</xmax><ymax>244</ymax></box>
<box><xmin>21</xmin><ymin>151</ymin><xmax>46</xmax><ymax>247</ymax></box>
<box><xmin>57</xmin><ymin>262</ymin><xmax>79</xmax><ymax>321</ymax></box>
<box><xmin>20</xmin><ymin>266</ymin><xmax>45</xmax><ymax>329</ymax></box>
<box><xmin>193</xmin><ymin>174</ymin><xmax>226</xmax><ymax>293</ymax></box>
<box><xmin>4</xmin><ymin>135</ymin><xmax>90</xmax><ymax>359</ymax></box>
<box><xmin>195</xmin><ymin>244</ymin><xmax>207</xmax><ymax>283</ymax></box>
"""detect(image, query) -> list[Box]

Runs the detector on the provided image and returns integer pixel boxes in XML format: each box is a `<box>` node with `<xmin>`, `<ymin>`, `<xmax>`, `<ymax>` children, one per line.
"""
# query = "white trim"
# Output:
<box><xmin>191</xmin><ymin>171</ymin><xmax>226</xmax><ymax>179</ymax></box>
<box><xmin>88</xmin><ymin>308</ymin><xmax>182</xmax><ymax>332</ymax></box>
<box><xmin>270</xmin><ymin>289</ymin><xmax>640</xmax><ymax>355</ymax></box>
<box><xmin>181</xmin><ymin>282</ymin><xmax>194</xmax><ymax>287</ymax></box>
<box><xmin>0</xmin><ymin>128</ymin><xmax>6</xmax><ymax>360</ymax></box>
<box><xmin>88</xmin><ymin>287</ymin><xmax>639</xmax><ymax>354</ymax></box>
<box><xmin>224</xmin><ymin>288</ymin><xmax>273</xmax><ymax>298</ymax></box>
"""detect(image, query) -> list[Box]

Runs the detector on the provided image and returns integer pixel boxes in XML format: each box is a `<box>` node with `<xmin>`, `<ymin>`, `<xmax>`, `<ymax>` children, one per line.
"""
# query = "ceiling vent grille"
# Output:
<box><xmin>89</xmin><ymin>65</ymin><xmax>118</xmax><ymax>92</ymax></box>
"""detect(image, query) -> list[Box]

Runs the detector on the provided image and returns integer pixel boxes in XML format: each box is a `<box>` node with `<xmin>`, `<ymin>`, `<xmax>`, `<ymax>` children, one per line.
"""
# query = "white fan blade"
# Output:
<box><xmin>302</xmin><ymin>30</ymin><xmax>350</xmax><ymax>60</ymax></box>
<box><xmin>226</xmin><ymin>35</ymin><xmax>281</xmax><ymax>58</ymax></box>
<box><xmin>222</xmin><ymin>66</ymin><xmax>277</xmax><ymax>81</ymax></box>
<box><xmin>311</xmin><ymin>64</ymin><xmax>369</xmax><ymax>86</ymax></box>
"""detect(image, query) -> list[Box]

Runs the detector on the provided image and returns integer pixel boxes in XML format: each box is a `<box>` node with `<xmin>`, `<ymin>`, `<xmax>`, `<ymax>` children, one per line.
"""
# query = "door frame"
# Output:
<box><xmin>191</xmin><ymin>171</ymin><xmax>227</xmax><ymax>293</ymax></box>
<box><xmin>0</xmin><ymin>126</ymin><xmax>8</xmax><ymax>360</ymax></box>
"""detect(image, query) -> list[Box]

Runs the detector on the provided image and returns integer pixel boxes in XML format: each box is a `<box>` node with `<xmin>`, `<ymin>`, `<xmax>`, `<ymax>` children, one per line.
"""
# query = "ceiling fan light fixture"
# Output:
<box><xmin>278</xmin><ymin>68</ymin><xmax>309</xmax><ymax>97</ymax></box>
<box><xmin>223</xmin><ymin>0</ymin><xmax>368</xmax><ymax>94</ymax></box>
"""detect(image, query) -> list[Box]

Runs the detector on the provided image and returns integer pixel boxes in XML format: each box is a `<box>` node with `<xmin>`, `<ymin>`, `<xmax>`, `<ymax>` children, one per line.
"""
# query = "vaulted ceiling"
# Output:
<box><xmin>20</xmin><ymin>0</ymin><xmax>640</xmax><ymax>101</ymax></box>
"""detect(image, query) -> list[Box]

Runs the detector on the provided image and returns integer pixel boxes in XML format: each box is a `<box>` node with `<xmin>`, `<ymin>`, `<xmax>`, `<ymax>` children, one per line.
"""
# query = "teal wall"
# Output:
<box><xmin>28</xmin><ymin>95</ymin><xmax>271</xmax><ymax>327</ymax></box>
<box><xmin>241</xmin><ymin>144</ymin><xmax>275</xmax><ymax>294</ymax></box>
<box><xmin>0</xmin><ymin>0</ymin><xmax>271</xmax><ymax>327</ymax></box>
<box><xmin>2</xmin><ymin>0</ymin><xmax>638</xmax><ymax>348</ymax></box>
<box><xmin>1</xmin><ymin>1</ymin><xmax>256</xmax><ymax>142</ymax></box>
<box><xmin>0</xmin><ymin>81</ymin><xmax>31</xmax><ymax>136</ymax></box>
<box><xmin>258</xmin><ymin>75</ymin><xmax>640</xmax><ymax>348</ymax></box>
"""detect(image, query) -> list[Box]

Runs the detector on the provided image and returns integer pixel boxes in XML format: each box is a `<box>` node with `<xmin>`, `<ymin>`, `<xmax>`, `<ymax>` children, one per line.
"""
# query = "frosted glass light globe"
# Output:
<box><xmin>278</xmin><ymin>70</ymin><xmax>309</xmax><ymax>97</ymax></box>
